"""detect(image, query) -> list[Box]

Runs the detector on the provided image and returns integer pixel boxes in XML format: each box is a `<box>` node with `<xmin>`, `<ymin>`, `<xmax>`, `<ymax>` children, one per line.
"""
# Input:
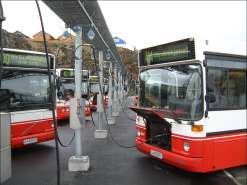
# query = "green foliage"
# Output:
<box><xmin>117</xmin><ymin>47</ymin><xmax>138</xmax><ymax>81</ymax></box>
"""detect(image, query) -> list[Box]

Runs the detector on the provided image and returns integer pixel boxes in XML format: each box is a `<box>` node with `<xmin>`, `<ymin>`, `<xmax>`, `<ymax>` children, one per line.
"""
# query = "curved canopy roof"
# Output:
<box><xmin>43</xmin><ymin>0</ymin><xmax>125</xmax><ymax>73</ymax></box>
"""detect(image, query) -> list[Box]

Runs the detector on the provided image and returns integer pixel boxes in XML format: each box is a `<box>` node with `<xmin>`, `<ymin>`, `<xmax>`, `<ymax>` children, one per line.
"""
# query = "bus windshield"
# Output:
<box><xmin>140</xmin><ymin>63</ymin><xmax>203</xmax><ymax>121</ymax></box>
<box><xmin>90</xmin><ymin>82</ymin><xmax>99</xmax><ymax>93</ymax></box>
<box><xmin>58</xmin><ymin>79</ymin><xmax>90</xmax><ymax>99</ymax></box>
<box><xmin>60</xmin><ymin>78</ymin><xmax>75</xmax><ymax>91</ymax></box>
<box><xmin>1</xmin><ymin>70</ymin><xmax>50</xmax><ymax>110</ymax></box>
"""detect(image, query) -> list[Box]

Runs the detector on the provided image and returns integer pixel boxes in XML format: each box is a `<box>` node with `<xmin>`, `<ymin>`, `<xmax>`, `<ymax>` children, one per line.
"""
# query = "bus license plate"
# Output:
<box><xmin>23</xmin><ymin>138</ymin><xmax>38</xmax><ymax>145</ymax></box>
<box><xmin>150</xmin><ymin>150</ymin><xmax>163</xmax><ymax>159</ymax></box>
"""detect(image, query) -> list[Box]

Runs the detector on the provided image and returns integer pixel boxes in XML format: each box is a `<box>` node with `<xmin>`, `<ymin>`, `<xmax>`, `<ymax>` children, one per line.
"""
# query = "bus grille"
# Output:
<box><xmin>146</xmin><ymin>118</ymin><xmax>171</xmax><ymax>151</ymax></box>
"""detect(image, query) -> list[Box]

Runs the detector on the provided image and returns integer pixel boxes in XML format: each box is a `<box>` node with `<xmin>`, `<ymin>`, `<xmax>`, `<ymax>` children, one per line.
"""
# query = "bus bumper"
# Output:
<box><xmin>84</xmin><ymin>106</ymin><xmax>92</xmax><ymax>117</ymax></box>
<box><xmin>12</xmin><ymin>130</ymin><xmax>55</xmax><ymax>149</ymax></box>
<box><xmin>57</xmin><ymin>106</ymin><xmax>70</xmax><ymax>120</ymax></box>
<box><xmin>136</xmin><ymin>139</ymin><xmax>204</xmax><ymax>173</ymax></box>
<box><xmin>90</xmin><ymin>104</ymin><xmax>97</xmax><ymax>111</ymax></box>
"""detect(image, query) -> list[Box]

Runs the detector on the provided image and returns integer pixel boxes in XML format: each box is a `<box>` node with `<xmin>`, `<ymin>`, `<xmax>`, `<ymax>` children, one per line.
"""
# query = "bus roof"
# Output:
<box><xmin>139</xmin><ymin>37</ymin><xmax>246</xmax><ymax>66</ymax></box>
<box><xmin>139</xmin><ymin>37</ymin><xmax>246</xmax><ymax>56</ymax></box>
<box><xmin>3</xmin><ymin>48</ymin><xmax>54</xmax><ymax>57</ymax></box>
<box><xmin>193</xmin><ymin>37</ymin><xmax>246</xmax><ymax>60</ymax></box>
<box><xmin>56</xmin><ymin>68</ymin><xmax>73</xmax><ymax>72</ymax></box>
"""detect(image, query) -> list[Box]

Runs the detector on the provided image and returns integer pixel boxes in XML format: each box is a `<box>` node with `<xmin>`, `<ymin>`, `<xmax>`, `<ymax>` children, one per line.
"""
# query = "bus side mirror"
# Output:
<box><xmin>0</xmin><ymin>89</ymin><xmax>11</xmax><ymax>111</ymax></box>
<box><xmin>57</xmin><ymin>91</ymin><xmax>63</xmax><ymax>98</ymax></box>
<box><xmin>56</xmin><ymin>77</ymin><xmax>62</xmax><ymax>90</ymax></box>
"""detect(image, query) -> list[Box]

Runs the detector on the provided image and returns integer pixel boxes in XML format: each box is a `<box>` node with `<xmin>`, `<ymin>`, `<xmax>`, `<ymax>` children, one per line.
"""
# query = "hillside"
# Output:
<box><xmin>117</xmin><ymin>47</ymin><xmax>138</xmax><ymax>81</ymax></box>
<box><xmin>2</xmin><ymin>30</ymin><xmax>138</xmax><ymax>81</ymax></box>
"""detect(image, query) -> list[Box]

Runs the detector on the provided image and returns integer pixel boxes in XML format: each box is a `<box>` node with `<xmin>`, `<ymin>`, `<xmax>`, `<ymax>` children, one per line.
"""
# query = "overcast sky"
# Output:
<box><xmin>2</xmin><ymin>1</ymin><xmax>246</xmax><ymax>50</ymax></box>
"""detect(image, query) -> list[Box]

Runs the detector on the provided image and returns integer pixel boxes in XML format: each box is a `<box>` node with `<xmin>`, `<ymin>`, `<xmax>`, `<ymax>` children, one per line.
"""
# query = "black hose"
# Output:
<box><xmin>98</xmin><ymin>80</ymin><xmax>141</xmax><ymax>148</ymax></box>
<box><xmin>57</xmin><ymin>131</ymin><xmax>75</xmax><ymax>148</ymax></box>
<box><xmin>35</xmin><ymin>1</ymin><xmax>60</xmax><ymax>185</ymax></box>
<box><xmin>90</xmin><ymin>113</ymin><xmax>96</xmax><ymax>127</ymax></box>
<box><xmin>54</xmin><ymin>46</ymin><xmax>76</xmax><ymax>148</ymax></box>
<box><xmin>115</xmin><ymin>86</ymin><xmax>136</xmax><ymax>121</ymax></box>
<box><xmin>91</xmin><ymin>49</ymin><xmax>156</xmax><ymax>149</ymax></box>
<box><xmin>100</xmin><ymin>82</ymin><xmax>164</xmax><ymax>148</ymax></box>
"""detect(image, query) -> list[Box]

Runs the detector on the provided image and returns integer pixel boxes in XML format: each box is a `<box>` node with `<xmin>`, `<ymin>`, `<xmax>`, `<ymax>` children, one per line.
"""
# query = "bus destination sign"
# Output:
<box><xmin>3</xmin><ymin>51</ymin><xmax>49</xmax><ymax>69</ymax></box>
<box><xmin>90</xmin><ymin>76</ymin><xmax>99</xmax><ymax>83</ymax></box>
<box><xmin>140</xmin><ymin>38</ymin><xmax>195</xmax><ymax>66</ymax></box>
<box><xmin>61</xmin><ymin>70</ymin><xmax>75</xmax><ymax>78</ymax></box>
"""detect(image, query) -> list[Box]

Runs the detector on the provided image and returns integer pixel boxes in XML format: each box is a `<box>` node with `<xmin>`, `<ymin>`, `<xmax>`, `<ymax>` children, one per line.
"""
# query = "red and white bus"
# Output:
<box><xmin>0</xmin><ymin>48</ymin><xmax>55</xmax><ymax>148</ymax></box>
<box><xmin>56</xmin><ymin>68</ymin><xmax>73</xmax><ymax>120</ymax></box>
<box><xmin>131</xmin><ymin>38</ymin><xmax>247</xmax><ymax>172</ymax></box>
<box><xmin>56</xmin><ymin>68</ymin><xmax>91</xmax><ymax>120</ymax></box>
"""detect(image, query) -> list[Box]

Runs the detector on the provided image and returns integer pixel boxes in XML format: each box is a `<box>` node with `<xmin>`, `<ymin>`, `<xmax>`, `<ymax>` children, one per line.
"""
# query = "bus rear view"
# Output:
<box><xmin>131</xmin><ymin>38</ymin><xmax>247</xmax><ymax>172</ymax></box>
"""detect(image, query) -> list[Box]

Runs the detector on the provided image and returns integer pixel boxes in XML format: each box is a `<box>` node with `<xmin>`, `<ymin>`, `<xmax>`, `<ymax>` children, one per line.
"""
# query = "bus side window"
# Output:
<box><xmin>207</xmin><ymin>68</ymin><xmax>246</xmax><ymax>110</ymax></box>
<box><xmin>228</xmin><ymin>70</ymin><xmax>246</xmax><ymax>108</ymax></box>
<box><xmin>207</xmin><ymin>68</ymin><xmax>228</xmax><ymax>109</ymax></box>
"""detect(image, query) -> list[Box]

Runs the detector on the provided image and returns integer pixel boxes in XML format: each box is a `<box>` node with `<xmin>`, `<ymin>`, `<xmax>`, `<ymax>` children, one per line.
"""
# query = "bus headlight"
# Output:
<box><xmin>183</xmin><ymin>142</ymin><xmax>190</xmax><ymax>152</ymax></box>
<box><xmin>137</xmin><ymin>129</ymin><xmax>141</xmax><ymax>137</ymax></box>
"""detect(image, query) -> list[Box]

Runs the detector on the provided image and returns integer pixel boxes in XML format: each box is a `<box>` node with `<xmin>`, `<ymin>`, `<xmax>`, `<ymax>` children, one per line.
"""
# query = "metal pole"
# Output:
<box><xmin>94</xmin><ymin>51</ymin><xmax>107</xmax><ymax>139</ymax></box>
<box><xmin>123</xmin><ymin>75</ymin><xmax>126</xmax><ymax>106</ymax></box>
<box><xmin>118</xmin><ymin>71</ymin><xmax>122</xmax><ymax>112</ymax></box>
<box><xmin>107</xmin><ymin>62</ymin><xmax>115</xmax><ymax>125</ymax></box>
<box><xmin>121</xmin><ymin>74</ymin><xmax>123</xmax><ymax>101</ymax></box>
<box><xmin>74</xmin><ymin>26</ymin><xmax>83</xmax><ymax>157</ymax></box>
<box><xmin>98</xmin><ymin>51</ymin><xmax>103</xmax><ymax>130</ymax></box>
<box><xmin>112</xmin><ymin>66</ymin><xmax>119</xmax><ymax>117</ymax></box>
<box><xmin>68</xmin><ymin>25</ymin><xmax>89</xmax><ymax>172</ymax></box>
<box><xmin>0</xmin><ymin>113</ymin><xmax>11</xmax><ymax>184</ymax></box>
<box><xmin>108</xmin><ymin>62</ymin><xmax>113</xmax><ymax>108</ymax></box>
<box><xmin>124</xmin><ymin>76</ymin><xmax>127</xmax><ymax>106</ymax></box>
<box><xmin>121</xmin><ymin>74</ymin><xmax>124</xmax><ymax>108</ymax></box>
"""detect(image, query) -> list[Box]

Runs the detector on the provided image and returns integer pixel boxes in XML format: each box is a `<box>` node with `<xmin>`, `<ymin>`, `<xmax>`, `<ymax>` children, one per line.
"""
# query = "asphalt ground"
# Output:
<box><xmin>3</xmin><ymin>98</ymin><xmax>247</xmax><ymax>185</ymax></box>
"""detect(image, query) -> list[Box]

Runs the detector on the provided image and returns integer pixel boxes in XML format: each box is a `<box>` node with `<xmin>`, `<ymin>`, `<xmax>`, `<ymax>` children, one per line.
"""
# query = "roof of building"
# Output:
<box><xmin>32</xmin><ymin>31</ymin><xmax>55</xmax><ymax>40</ymax></box>
<box><xmin>14</xmin><ymin>31</ymin><xmax>30</xmax><ymax>39</ymax></box>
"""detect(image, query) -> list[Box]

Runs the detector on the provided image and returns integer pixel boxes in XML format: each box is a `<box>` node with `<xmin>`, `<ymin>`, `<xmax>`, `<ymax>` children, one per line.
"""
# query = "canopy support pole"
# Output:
<box><xmin>95</xmin><ymin>50</ymin><xmax>108</xmax><ymax>139</ymax></box>
<box><xmin>68</xmin><ymin>25</ymin><xmax>89</xmax><ymax>172</ymax></box>
<box><xmin>107</xmin><ymin>62</ymin><xmax>115</xmax><ymax>125</ymax></box>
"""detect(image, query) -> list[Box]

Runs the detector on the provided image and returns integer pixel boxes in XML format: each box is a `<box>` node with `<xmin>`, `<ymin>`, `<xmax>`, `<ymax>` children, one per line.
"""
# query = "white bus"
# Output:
<box><xmin>131</xmin><ymin>38</ymin><xmax>246</xmax><ymax>172</ymax></box>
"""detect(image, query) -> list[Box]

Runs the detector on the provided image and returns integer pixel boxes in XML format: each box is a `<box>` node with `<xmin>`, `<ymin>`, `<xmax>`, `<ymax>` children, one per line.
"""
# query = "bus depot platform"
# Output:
<box><xmin>2</xmin><ymin>104</ymin><xmax>246</xmax><ymax>185</ymax></box>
